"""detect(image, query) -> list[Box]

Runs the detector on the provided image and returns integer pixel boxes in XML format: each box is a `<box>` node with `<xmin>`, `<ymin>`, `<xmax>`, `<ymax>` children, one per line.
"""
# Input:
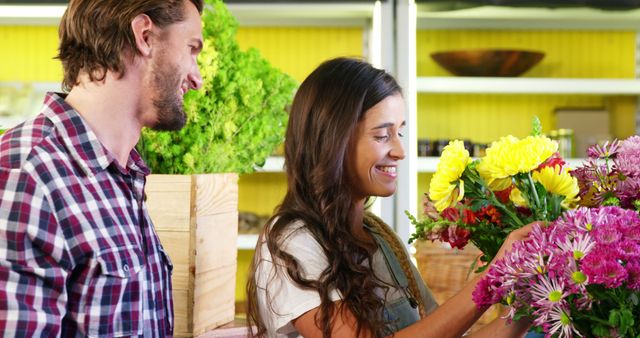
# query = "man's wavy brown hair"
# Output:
<box><xmin>57</xmin><ymin>0</ymin><xmax>203</xmax><ymax>91</ymax></box>
<box><xmin>246</xmin><ymin>57</ymin><xmax>402</xmax><ymax>338</ymax></box>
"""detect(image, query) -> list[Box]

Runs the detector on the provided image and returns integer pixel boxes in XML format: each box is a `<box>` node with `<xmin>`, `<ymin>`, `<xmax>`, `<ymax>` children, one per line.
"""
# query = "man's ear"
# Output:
<box><xmin>131</xmin><ymin>13</ymin><xmax>154</xmax><ymax>57</ymax></box>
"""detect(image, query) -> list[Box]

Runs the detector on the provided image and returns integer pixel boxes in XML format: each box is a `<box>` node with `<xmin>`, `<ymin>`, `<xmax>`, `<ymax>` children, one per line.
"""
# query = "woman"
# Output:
<box><xmin>246</xmin><ymin>57</ymin><xmax>532</xmax><ymax>338</ymax></box>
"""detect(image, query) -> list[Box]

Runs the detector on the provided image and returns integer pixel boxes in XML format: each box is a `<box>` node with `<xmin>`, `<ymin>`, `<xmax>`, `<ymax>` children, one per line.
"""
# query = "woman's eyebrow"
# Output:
<box><xmin>372</xmin><ymin>122</ymin><xmax>393</xmax><ymax>130</ymax></box>
<box><xmin>372</xmin><ymin>121</ymin><xmax>405</xmax><ymax>130</ymax></box>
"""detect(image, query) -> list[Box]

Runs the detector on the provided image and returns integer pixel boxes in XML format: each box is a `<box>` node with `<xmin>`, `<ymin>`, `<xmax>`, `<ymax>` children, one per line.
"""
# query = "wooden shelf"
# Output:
<box><xmin>416</xmin><ymin>77</ymin><xmax>640</xmax><ymax>95</ymax></box>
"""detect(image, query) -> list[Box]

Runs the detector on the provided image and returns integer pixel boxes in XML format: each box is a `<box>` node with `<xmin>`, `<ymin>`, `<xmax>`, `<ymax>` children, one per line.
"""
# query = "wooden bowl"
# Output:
<box><xmin>430</xmin><ymin>49</ymin><xmax>545</xmax><ymax>77</ymax></box>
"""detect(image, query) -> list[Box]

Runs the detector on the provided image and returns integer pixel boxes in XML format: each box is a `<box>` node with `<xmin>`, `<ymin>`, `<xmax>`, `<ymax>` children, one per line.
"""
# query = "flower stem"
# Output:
<box><xmin>488</xmin><ymin>189</ymin><xmax>525</xmax><ymax>227</ymax></box>
<box><xmin>527</xmin><ymin>172</ymin><xmax>546</xmax><ymax>220</ymax></box>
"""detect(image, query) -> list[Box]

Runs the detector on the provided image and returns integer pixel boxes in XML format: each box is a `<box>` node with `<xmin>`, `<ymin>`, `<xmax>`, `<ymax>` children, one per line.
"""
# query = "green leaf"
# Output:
<box><xmin>531</xmin><ymin>116</ymin><xmax>542</xmax><ymax>136</ymax></box>
<box><xmin>592</xmin><ymin>324</ymin><xmax>610</xmax><ymax>337</ymax></box>
<box><xmin>609</xmin><ymin>309</ymin><xmax>620</xmax><ymax>326</ymax></box>
<box><xmin>620</xmin><ymin>308</ymin><xmax>634</xmax><ymax>332</ymax></box>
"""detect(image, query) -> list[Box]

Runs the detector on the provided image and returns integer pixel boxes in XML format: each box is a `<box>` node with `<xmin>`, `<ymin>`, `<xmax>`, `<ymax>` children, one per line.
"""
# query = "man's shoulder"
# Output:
<box><xmin>0</xmin><ymin>114</ymin><xmax>59</xmax><ymax>170</ymax></box>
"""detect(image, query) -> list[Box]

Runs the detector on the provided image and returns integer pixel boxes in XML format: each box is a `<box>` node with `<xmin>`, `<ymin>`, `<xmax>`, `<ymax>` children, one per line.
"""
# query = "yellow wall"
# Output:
<box><xmin>417</xmin><ymin>30</ymin><xmax>636</xmax><ymax>78</ymax></box>
<box><xmin>0</xmin><ymin>26</ymin><xmax>61</xmax><ymax>82</ymax></box>
<box><xmin>237</xmin><ymin>27</ymin><xmax>364</xmax><ymax>82</ymax></box>
<box><xmin>236</xmin><ymin>26</ymin><xmax>364</xmax><ymax>218</ymax></box>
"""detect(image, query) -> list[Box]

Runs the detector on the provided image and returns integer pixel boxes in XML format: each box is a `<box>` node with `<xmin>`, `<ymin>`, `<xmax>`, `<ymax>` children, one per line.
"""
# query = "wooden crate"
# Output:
<box><xmin>146</xmin><ymin>174</ymin><xmax>239</xmax><ymax>337</ymax></box>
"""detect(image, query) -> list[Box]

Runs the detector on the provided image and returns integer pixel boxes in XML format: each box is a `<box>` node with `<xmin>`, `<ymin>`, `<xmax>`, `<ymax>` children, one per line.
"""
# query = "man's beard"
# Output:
<box><xmin>149</xmin><ymin>58</ymin><xmax>187</xmax><ymax>131</ymax></box>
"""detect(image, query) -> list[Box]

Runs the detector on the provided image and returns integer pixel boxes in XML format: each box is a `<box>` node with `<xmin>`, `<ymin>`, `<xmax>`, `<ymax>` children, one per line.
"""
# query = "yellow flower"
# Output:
<box><xmin>429</xmin><ymin>140</ymin><xmax>471</xmax><ymax>212</ymax></box>
<box><xmin>509</xmin><ymin>188</ymin><xmax>527</xmax><ymax>207</ymax></box>
<box><xmin>532</xmin><ymin>165</ymin><xmax>579</xmax><ymax>208</ymax></box>
<box><xmin>478</xmin><ymin>135</ymin><xmax>557</xmax><ymax>190</ymax></box>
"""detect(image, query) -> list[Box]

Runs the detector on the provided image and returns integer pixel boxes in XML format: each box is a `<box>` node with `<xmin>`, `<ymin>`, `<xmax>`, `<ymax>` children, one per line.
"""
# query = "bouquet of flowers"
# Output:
<box><xmin>407</xmin><ymin>119</ymin><xmax>580</xmax><ymax>268</ymax></box>
<box><xmin>472</xmin><ymin>206</ymin><xmax>640</xmax><ymax>338</ymax></box>
<box><xmin>572</xmin><ymin>136</ymin><xmax>640</xmax><ymax>211</ymax></box>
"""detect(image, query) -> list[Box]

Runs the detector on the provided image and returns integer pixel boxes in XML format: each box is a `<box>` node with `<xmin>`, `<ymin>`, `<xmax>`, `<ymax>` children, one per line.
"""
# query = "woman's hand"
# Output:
<box><xmin>491</xmin><ymin>221</ymin><xmax>544</xmax><ymax>265</ymax></box>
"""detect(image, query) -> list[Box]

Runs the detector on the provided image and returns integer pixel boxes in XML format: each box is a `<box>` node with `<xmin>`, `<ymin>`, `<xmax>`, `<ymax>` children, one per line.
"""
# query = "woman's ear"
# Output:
<box><xmin>131</xmin><ymin>13</ymin><xmax>154</xmax><ymax>57</ymax></box>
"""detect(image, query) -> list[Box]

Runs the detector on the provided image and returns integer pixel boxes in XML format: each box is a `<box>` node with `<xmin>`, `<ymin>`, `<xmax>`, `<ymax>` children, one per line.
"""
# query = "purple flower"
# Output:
<box><xmin>614</xmin><ymin>176</ymin><xmax>640</xmax><ymax>209</ymax></box>
<box><xmin>587</xmin><ymin>139</ymin><xmax>620</xmax><ymax>159</ymax></box>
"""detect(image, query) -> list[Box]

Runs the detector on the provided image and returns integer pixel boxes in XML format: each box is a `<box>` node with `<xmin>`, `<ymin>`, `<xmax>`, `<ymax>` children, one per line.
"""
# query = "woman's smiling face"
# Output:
<box><xmin>346</xmin><ymin>93</ymin><xmax>406</xmax><ymax>202</ymax></box>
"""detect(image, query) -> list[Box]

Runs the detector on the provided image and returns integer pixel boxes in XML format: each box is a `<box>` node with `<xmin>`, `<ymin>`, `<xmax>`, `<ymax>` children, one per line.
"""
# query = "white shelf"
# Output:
<box><xmin>0</xmin><ymin>5</ymin><xmax>66</xmax><ymax>25</ymax></box>
<box><xmin>227</xmin><ymin>3</ymin><xmax>375</xmax><ymax>27</ymax></box>
<box><xmin>417</xmin><ymin>157</ymin><xmax>439</xmax><ymax>173</ymax></box>
<box><xmin>417</xmin><ymin>5</ymin><xmax>640</xmax><ymax>30</ymax></box>
<box><xmin>0</xmin><ymin>3</ymin><xmax>376</xmax><ymax>27</ymax></box>
<box><xmin>237</xmin><ymin>234</ymin><xmax>259</xmax><ymax>250</ymax></box>
<box><xmin>255</xmin><ymin>156</ymin><xmax>284</xmax><ymax>172</ymax></box>
<box><xmin>0</xmin><ymin>81</ymin><xmax>60</xmax><ymax>129</ymax></box>
<box><xmin>418</xmin><ymin>156</ymin><xmax>588</xmax><ymax>173</ymax></box>
<box><xmin>416</xmin><ymin>77</ymin><xmax>640</xmax><ymax>95</ymax></box>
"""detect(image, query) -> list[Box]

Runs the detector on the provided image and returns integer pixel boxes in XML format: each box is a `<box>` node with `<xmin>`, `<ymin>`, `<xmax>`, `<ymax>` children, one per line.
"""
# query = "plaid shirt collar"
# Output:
<box><xmin>42</xmin><ymin>92</ymin><xmax>150</xmax><ymax>177</ymax></box>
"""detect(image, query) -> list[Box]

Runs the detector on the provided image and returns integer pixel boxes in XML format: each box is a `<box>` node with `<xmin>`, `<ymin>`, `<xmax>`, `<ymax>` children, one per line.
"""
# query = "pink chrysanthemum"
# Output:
<box><xmin>587</xmin><ymin>139</ymin><xmax>620</xmax><ymax>159</ymax></box>
<box><xmin>616</xmin><ymin>240</ymin><xmax>640</xmax><ymax>261</ymax></box>
<box><xmin>473</xmin><ymin>206</ymin><xmax>640</xmax><ymax>337</ymax></box>
<box><xmin>557</xmin><ymin>232</ymin><xmax>595</xmax><ymax>262</ymax></box>
<box><xmin>626</xmin><ymin>261</ymin><xmax>640</xmax><ymax>290</ymax></box>
<box><xmin>545</xmin><ymin>305</ymin><xmax>582</xmax><ymax>338</ymax></box>
<box><xmin>614</xmin><ymin>176</ymin><xmax>640</xmax><ymax>209</ymax></box>
<box><xmin>530</xmin><ymin>276</ymin><xmax>569</xmax><ymax>310</ymax></box>
<box><xmin>616</xmin><ymin>135</ymin><xmax>640</xmax><ymax>177</ymax></box>
<box><xmin>472</xmin><ymin>277</ymin><xmax>505</xmax><ymax>309</ymax></box>
<box><xmin>581</xmin><ymin>254</ymin><xmax>628</xmax><ymax>288</ymax></box>
<box><xmin>591</xmin><ymin>227</ymin><xmax>622</xmax><ymax>246</ymax></box>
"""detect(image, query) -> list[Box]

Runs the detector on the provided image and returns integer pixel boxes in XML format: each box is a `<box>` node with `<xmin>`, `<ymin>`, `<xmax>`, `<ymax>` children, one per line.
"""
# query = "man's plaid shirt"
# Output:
<box><xmin>0</xmin><ymin>92</ymin><xmax>174</xmax><ymax>337</ymax></box>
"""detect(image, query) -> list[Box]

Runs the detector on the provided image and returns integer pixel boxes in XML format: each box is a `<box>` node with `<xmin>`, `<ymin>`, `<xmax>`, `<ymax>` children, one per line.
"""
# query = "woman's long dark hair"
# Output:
<box><xmin>246</xmin><ymin>57</ymin><xmax>402</xmax><ymax>338</ymax></box>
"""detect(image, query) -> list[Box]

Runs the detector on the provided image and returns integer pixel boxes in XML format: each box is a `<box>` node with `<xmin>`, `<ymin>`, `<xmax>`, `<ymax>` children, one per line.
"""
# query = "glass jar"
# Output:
<box><xmin>557</xmin><ymin>128</ymin><xmax>574</xmax><ymax>158</ymax></box>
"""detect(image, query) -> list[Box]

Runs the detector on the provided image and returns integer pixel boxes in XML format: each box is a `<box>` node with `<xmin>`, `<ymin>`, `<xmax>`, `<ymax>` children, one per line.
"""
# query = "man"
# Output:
<box><xmin>0</xmin><ymin>0</ymin><xmax>203</xmax><ymax>336</ymax></box>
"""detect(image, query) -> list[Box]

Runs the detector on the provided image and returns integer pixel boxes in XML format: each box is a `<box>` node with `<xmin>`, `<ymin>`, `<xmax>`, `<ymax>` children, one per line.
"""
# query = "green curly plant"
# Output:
<box><xmin>138</xmin><ymin>0</ymin><xmax>297</xmax><ymax>174</ymax></box>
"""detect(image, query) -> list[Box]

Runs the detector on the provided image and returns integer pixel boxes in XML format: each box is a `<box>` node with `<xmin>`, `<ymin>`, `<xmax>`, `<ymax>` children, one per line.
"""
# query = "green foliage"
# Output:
<box><xmin>562</xmin><ymin>285</ymin><xmax>640</xmax><ymax>337</ymax></box>
<box><xmin>138</xmin><ymin>0</ymin><xmax>297</xmax><ymax>174</ymax></box>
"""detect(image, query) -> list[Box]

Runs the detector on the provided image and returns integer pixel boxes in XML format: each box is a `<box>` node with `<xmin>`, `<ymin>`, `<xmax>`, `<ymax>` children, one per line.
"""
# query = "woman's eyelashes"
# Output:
<box><xmin>373</xmin><ymin>130</ymin><xmax>404</xmax><ymax>142</ymax></box>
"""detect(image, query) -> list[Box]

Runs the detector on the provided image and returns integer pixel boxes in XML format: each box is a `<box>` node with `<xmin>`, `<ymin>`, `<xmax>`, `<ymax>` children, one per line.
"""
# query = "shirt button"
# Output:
<box><xmin>123</xmin><ymin>264</ymin><xmax>130</xmax><ymax>273</ymax></box>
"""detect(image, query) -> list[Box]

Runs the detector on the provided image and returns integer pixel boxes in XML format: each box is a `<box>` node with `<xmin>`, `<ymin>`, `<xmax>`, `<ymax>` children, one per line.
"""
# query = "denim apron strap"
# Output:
<box><xmin>363</xmin><ymin>213</ymin><xmax>439</xmax><ymax>333</ymax></box>
<box><xmin>363</xmin><ymin>212</ymin><xmax>439</xmax><ymax>312</ymax></box>
<box><xmin>364</xmin><ymin>222</ymin><xmax>421</xmax><ymax>332</ymax></box>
